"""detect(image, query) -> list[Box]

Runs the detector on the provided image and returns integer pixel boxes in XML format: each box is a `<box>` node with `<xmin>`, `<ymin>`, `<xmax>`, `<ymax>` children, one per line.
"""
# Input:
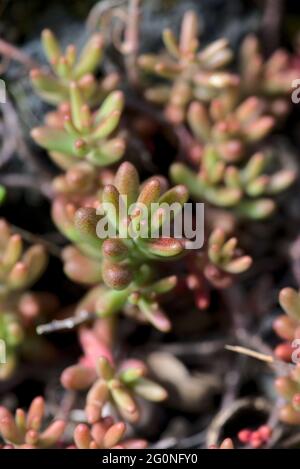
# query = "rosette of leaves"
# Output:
<box><xmin>30</xmin><ymin>29</ymin><xmax>119</xmax><ymax>105</ymax></box>
<box><xmin>0</xmin><ymin>186</ymin><xmax>5</xmax><ymax>204</ymax></box>
<box><xmin>186</xmin><ymin>97</ymin><xmax>276</xmax><ymax>162</ymax></box>
<box><xmin>239</xmin><ymin>35</ymin><xmax>297</xmax><ymax>115</ymax></box>
<box><xmin>186</xmin><ymin>228</ymin><xmax>252</xmax><ymax>309</ymax></box>
<box><xmin>0</xmin><ymin>219</ymin><xmax>48</xmax><ymax>378</ymax></box>
<box><xmin>138</xmin><ymin>10</ymin><xmax>237</xmax><ymax>124</ymax></box>
<box><xmin>51</xmin><ymin>166</ymin><xmax>114</xmax><ymax>274</ymax></box>
<box><xmin>51</xmin><ymin>163</ymin><xmax>110</xmax><ymax>284</ymax></box>
<box><xmin>0</xmin><ymin>397</ymin><xmax>65</xmax><ymax>448</ymax></box>
<box><xmin>272</xmin><ymin>288</ymin><xmax>300</xmax><ymax>424</ymax></box>
<box><xmin>62</xmin><ymin>355</ymin><xmax>167</xmax><ymax>424</ymax></box>
<box><xmin>209</xmin><ymin>438</ymin><xmax>234</xmax><ymax>449</ymax></box>
<box><xmin>51</xmin><ymin>177</ymin><xmax>108</xmax><ymax>286</ymax></box>
<box><xmin>52</xmin><ymin>162</ymin><xmax>188</xmax><ymax>331</ymax></box>
<box><xmin>171</xmin><ymin>98</ymin><xmax>295</xmax><ymax>218</ymax></box>
<box><xmin>72</xmin><ymin>417</ymin><xmax>147</xmax><ymax>449</ymax></box>
<box><xmin>89</xmin><ymin>276</ymin><xmax>178</xmax><ymax>332</ymax></box>
<box><xmin>31</xmin><ymin>87</ymin><xmax>125</xmax><ymax>170</ymax></box>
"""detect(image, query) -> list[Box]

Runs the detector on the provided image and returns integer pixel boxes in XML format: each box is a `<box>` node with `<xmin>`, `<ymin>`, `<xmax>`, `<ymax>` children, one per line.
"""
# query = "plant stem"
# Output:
<box><xmin>124</xmin><ymin>0</ymin><xmax>141</xmax><ymax>86</ymax></box>
<box><xmin>36</xmin><ymin>310</ymin><xmax>95</xmax><ymax>335</ymax></box>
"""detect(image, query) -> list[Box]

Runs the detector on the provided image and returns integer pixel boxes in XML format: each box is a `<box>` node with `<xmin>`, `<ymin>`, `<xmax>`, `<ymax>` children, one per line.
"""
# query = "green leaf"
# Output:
<box><xmin>74</xmin><ymin>34</ymin><xmax>104</xmax><ymax>78</ymax></box>
<box><xmin>31</xmin><ymin>127</ymin><xmax>79</xmax><ymax>155</ymax></box>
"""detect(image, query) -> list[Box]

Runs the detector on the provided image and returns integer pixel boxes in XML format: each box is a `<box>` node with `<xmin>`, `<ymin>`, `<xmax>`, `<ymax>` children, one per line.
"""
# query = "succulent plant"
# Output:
<box><xmin>72</xmin><ymin>417</ymin><xmax>147</xmax><ymax>449</ymax></box>
<box><xmin>272</xmin><ymin>288</ymin><xmax>300</xmax><ymax>424</ymax></box>
<box><xmin>207</xmin><ymin>228</ymin><xmax>252</xmax><ymax>276</ymax></box>
<box><xmin>209</xmin><ymin>438</ymin><xmax>234</xmax><ymax>449</ymax></box>
<box><xmin>31</xmin><ymin>88</ymin><xmax>125</xmax><ymax>170</ymax></box>
<box><xmin>51</xmin><ymin>161</ymin><xmax>189</xmax><ymax>331</ymax></box>
<box><xmin>0</xmin><ymin>397</ymin><xmax>65</xmax><ymax>448</ymax></box>
<box><xmin>2</xmin><ymin>0</ymin><xmax>299</xmax><ymax>452</ymax></box>
<box><xmin>186</xmin><ymin>97</ymin><xmax>275</xmax><ymax>162</ymax></box>
<box><xmin>239</xmin><ymin>35</ymin><xmax>296</xmax><ymax>112</ymax></box>
<box><xmin>275</xmin><ymin>370</ymin><xmax>300</xmax><ymax>425</ymax></box>
<box><xmin>138</xmin><ymin>10</ymin><xmax>237</xmax><ymax>124</ymax></box>
<box><xmin>51</xmin><ymin>197</ymin><xmax>102</xmax><ymax>259</ymax></box>
<box><xmin>0</xmin><ymin>220</ymin><xmax>49</xmax><ymax>378</ymax></box>
<box><xmin>238</xmin><ymin>425</ymin><xmax>272</xmax><ymax>448</ymax></box>
<box><xmin>99</xmin><ymin>161</ymin><xmax>188</xmax><ymax>287</ymax></box>
<box><xmin>0</xmin><ymin>311</ymin><xmax>24</xmax><ymax>379</ymax></box>
<box><xmin>273</xmin><ymin>288</ymin><xmax>300</xmax><ymax>364</ymax></box>
<box><xmin>170</xmin><ymin>97</ymin><xmax>295</xmax><ymax>218</ymax></box>
<box><xmin>62</xmin><ymin>355</ymin><xmax>167</xmax><ymax>423</ymax></box>
<box><xmin>52</xmin><ymin>162</ymin><xmax>114</xmax><ymax>196</ymax></box>
<box><xmin>138</xmin><ymin>9</ymin><xmax>297</xmax><ymax>125</ymax></box>
<box><xmin>51</xmin><ymin>166</ymin><xmax>113</xmax><ymax>285</ymax></box>
<box><xmin>30</xmin><ymin>30</ymin><xmax>119</xmax><ymax>106</ymax></box>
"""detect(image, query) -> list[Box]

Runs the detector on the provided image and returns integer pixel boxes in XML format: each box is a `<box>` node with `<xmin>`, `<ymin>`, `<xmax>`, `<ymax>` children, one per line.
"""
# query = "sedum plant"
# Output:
<box><xmin>138</xmin><ymin>10</ymin><xmax>237</xmax><ymax>124</ymax></box>
<box><xmin>274</xmin><ymin>287</ymin><xmax>300</xmax><ymax>362</ymax></box>
<box><xmin>170</xmin><ymin>96</ymin><xmax>295</xmax><ymax>218</ymax></box>
<box><xmin>99</xmin><ymin>161</ymin><xmax>188</xmax><ymax>288</ymax></box>
<box><xmin>0</xmin><ymin>313</ymin><xmax>23</xmax><ymax>380</ymax></box>
<box><xmin>2</xmin><ymin>1</ymin><xmax>299</xmax><ymax>452</ymax></box>
<box><xmin>0</xmin><ymin>219</ymin><xmax>48</xmax><ymax>378</ymax></box>
<box><xmin>0</xmin><ymin>397</ymin><xmax>65</xmax><ymax>448</ymax></box>
<box><xmin>0</xmin><ymin>220</ymin><xmax>47</xmax><ymax>300</ymax></box>
<box><xmin>185</xmin><ymin>228</ymin><xmax>252</xmax><ymax>309</ymax></box>
<box><xmin>206</xmin><ymin>228</ymin><xmax>252</xmax><ymax>276</ymax></box>
<box><xmin>58</xmin><ymin>321</ymin><xmax>166</xmax><ymax>429</ymax></box>
<box><xmin>72</xmin><ymin>417</ymin><xmax>147</xmax><ymax>449</ymax></box>
<box><xmin>275</xmin><ymin>365</ymin><xmax>300</xmax><ymax>426</ymax></box>
<box><xmin>52</xmin><ymin>161</ymin><xmax>113</xmax><ymax>196</ymax></box>
<box><xmin>0</xmin><ymin>186</ymin><xmax>5</xmax><ymax>204</ymax></box>
<box><xmin>138</xmin><ymin>8</ymin><xmax>296</xmax><ymax>220</ymax></box>
<box><xmin>184</xmin><ymin>97</ymin><xmax>275</xmax><ymax>162</ymax></box>
<box><xmin>30</xmin><ymin>30</ymin><xmax>119</xmax><ymax>106</ymax></box>
<box><xmin>59</xmin><ymin>161</ymin><xmax>188</xmax><ymax>331</ymax></box>
<box><xmin>87</xmin><ymin>356</ymin><xmax>166</xmax><ymax>423</ymax></box>
<box><xmin>139</xmin><ymin>10</ymin><xmax>296</xmax><ymax>124</ymax></box>
<box><xmin>62</xmin><ymin>354</ymin><xmax>167</xmax><ymax>424</ymax></box>
<box><xmin>238</xmin><ymin>425</ymin><xmax>272</xmax><ymax>449</ymax></box>
<box><xmin>239</xmin><ymin>34</ymin><xmax>297</xmax><ymax>114</ymax></box>
<box><xmin>209</xmin><ymin>438</ymin><xmax>234</xmax><ymax>449</ymax></box>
